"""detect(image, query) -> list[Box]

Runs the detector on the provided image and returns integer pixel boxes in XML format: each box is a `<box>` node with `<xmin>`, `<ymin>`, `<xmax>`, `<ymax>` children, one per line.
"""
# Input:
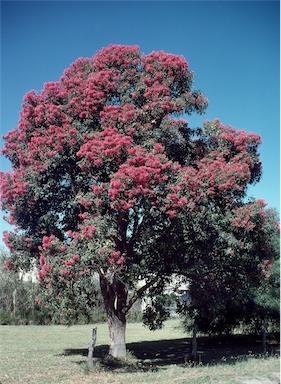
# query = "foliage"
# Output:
<box><xmin>0</xmin><ymin>44</ymin><xmax>277</xmax><ymax>352</ymax></box>
<box><xmin>248</xmin><ymin>209</ymin><xmax>280</xmax><ymax>331</ymax></box>
<box><xmin>142</xmin><ymin>295</ymin><xmax>171</xmax><ymax>331</ymax></box>
<box><xmin>0</xmin><ymin>248</ymin><xmax>50</xmax><ymax>325</ymax></box>
<box><xmin>255</xmin><ymin>259</ymin><xmax>280</xmax><ymax>316</ymax></box>
<box><xmin>178</xmin><ymin>206</ymin><xmax>280</xmax><ymax>335</ymax></box>
<box><xmin>0</xmin><ymin>248</ymin><xmax>106</xmax><ymax>325</ymax></box>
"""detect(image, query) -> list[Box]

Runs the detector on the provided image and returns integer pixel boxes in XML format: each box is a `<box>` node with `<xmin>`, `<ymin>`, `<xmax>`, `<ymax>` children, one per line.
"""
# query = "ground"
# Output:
<box><xmin>0</xmin><ymin>320</ymin><xmax>279</xmax><ymax>384</ymax></box>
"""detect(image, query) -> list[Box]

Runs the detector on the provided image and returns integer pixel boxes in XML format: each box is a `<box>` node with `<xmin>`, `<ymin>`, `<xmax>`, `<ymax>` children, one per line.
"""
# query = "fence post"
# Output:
<box><xmin>261</xmin><ymin>319</ymin><xmax>267</xmax><ymax>353</ymax></box>
<box><xmin>88</xmin><ymin>327</ymin><xmax>97</xmax><ymax>369</ymax></box>
<box><xmin>191</xmin><ymin>321</ymin><xmax>198</xmax><ymax>358</ymax></box>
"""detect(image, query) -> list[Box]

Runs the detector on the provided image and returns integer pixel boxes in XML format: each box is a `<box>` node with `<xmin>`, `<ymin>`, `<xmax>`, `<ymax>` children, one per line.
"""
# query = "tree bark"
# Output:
<box><xmin>99</xmin><ymin>272</ymin><xmax>127</xmax><ymax>358</ymax></box>
<box><xmin>107</xmin><ymin>311</ymin><xmax>126</xmax><ymax>358</ymax></box>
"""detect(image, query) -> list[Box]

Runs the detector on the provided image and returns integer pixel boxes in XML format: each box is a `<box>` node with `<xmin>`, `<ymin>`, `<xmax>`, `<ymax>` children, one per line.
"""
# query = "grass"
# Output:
<box><xmin>0</xmin><ymin>319</ymin><xmax>280</xmax><ymax>384</ymax></box>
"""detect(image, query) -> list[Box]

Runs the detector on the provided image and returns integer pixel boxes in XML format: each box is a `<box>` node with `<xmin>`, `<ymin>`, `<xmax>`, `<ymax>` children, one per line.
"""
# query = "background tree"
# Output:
<box><xmin>174</xmin><ymin>123</ymin><xmax>279</xmax><ymax>345</ymax></box>
<box><xmin>0</xmin><ymin>247</ymin><xmax>50</xmax><ymax>325</ymax></box>
<box><xmin>1</xmin><ymin>45</ymin><xmax>275</xmax><ymax>358</ymax></box>
<box><xmin>178</xmin><ymin>205</ymin><xmax>279</xmax><ymax>340</ymax></box>
<box><xmin>246</xmin><ymin>209</ymin><xmax>280</xmax><ymax>351</ymax></box>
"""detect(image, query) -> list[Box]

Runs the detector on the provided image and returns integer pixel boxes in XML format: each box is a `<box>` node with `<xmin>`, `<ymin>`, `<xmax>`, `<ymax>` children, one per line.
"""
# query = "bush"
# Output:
<box><xmin>127</xmin><ymin>309</ymin><xmax>143</xmax><ymax>323</ymax></box>
<box><xmin>0</xmin><ymin>309</ymin><xmax>19</xmax><ymax>325</ymax></box>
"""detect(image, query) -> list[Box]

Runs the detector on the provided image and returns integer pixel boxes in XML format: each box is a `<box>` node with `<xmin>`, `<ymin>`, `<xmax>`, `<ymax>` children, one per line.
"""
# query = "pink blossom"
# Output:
<box><xmin>73</xmin><ymin>255</ymin><xmax>80</xmax><ymax>262</ymax></box>
<box><xmin>60</xmin><ymin>269</ymin><xmax>70</xmax><ymax>275</ymax></box>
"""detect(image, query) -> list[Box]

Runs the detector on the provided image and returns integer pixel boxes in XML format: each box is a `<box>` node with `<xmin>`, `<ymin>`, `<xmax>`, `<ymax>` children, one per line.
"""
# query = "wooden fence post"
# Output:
<box><xmin>88</xmin><ymin>327</ymin><xmax>97</xmax><ymax>369</ymax></box>
<box><xmin>261</xmin><ymin>319</ymin><xmax>267</xmax><ymax>353</ymax></box>
<box><xmin>191</xmin><ymin>321</ymin><xmax>198</xmax><ymax>358</ymax></box>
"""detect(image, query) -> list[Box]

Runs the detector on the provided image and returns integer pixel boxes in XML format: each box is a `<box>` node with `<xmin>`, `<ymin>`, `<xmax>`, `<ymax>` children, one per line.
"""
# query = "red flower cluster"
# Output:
<box><xmin>77</xmin><ymin>128</ymin><xmax>133</xmax><ymax>169</ymax></box>
<box><xmin>108</xmin><ymin>147</ymin><xmax>179</xmax><ymax>211</ymax></box>
<box><xmin>38</xmin><ymin>262</ymin><xmax>52</xmax><ymax>282</ymax></box>
<box><xmin>142</xmin><ymin>50</ymin><xmax>188</xmax><ymax>78</ymax></box>
<box><xmin>92</xmin><ymin>44</ymin><xmax>140</xmax><ymax>72</ymax></box>
<box><xmin>42</xmin><ymin>235</ymin><xmax>56</xmax><ymax>250</ymax></box>
<box><xmin>81</xmin><ymin>225</ymin><xmax>97</xmax><ymax>239</ymax></box>
<box><xmin>0</xmin><ymin>170</ymin><xmax>29</xmax><ymax>206</ymax></box>
<box><xmin>230</xmin><ymin>200</ymin><xmax>267</xmax><ymax>232</ymax></box>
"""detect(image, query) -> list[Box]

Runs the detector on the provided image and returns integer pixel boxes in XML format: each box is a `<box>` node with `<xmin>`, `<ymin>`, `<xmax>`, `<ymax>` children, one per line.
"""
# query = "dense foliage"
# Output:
<box><xmin>178</xmin><ymin>206</ymin><xmax>280</xmax><ymax>335</ymax></box>
<box><xmin>1</xmin><ymin>44</ymin><xmax>278</xmax><ymax>356</ymax></box>
<box><xmin>0</xmin><ymin>249</ymin><xmax>48</xmax><ymax>325</ymax></box>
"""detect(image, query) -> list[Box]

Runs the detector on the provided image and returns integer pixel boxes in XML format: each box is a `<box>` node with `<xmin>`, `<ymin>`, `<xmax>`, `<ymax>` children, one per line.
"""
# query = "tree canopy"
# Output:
<box><xmin>1</xmin><ymin>44</ymin><xmax>278</xmax><ymax>357</ymax></box>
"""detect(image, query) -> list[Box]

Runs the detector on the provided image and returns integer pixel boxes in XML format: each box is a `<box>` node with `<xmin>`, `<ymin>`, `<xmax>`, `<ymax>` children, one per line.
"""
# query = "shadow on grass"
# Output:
<box><xmin>63</xmin><ymin>333</ymin><xmax>280</xmax><ymax>370</ymax></box>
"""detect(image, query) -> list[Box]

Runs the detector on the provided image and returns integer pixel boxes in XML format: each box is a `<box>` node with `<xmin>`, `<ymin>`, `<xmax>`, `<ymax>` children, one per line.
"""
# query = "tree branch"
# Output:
<box><xmin>128</xmin><ymin>209</ymin><xmax>143</xmax><ymax>247</ymax></box>
<box><xmin>125</xmin><ymin>275</ymin><xmax>161</xmax><ymax>314</ymax></box>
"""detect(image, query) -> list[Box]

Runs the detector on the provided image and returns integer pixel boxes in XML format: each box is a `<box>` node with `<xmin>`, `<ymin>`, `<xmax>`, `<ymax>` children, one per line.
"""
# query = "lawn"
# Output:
<box><xmin>0</xmin><ymin>319</ymin><xmax>279</xmax><ymax>384</ymax></box>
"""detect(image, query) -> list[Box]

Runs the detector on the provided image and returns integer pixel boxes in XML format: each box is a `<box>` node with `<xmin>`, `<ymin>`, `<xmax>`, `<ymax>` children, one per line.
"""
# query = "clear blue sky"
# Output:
<box><xmin>1</xmin><ymin>1</ymin><xmax>280</xmax><ymax>246</ymax></box>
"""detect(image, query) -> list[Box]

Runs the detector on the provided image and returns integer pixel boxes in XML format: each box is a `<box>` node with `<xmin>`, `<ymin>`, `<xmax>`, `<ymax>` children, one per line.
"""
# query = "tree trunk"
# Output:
<box><xmin>99</xmin><ymin>272</ymin><xmax>128</xmax><ymax>358</ymax></box>
<box><xmin>108</xmin><ymin>310</ymin><xmax>126</xmax><ymax>358</ymax></box>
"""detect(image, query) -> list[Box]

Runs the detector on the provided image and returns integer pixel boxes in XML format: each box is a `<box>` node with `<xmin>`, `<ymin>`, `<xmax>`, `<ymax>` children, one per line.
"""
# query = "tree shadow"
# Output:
<box><xmin>63</xmin><ymin>333</ymin><xmax>280</xmax><ymax>370</ymax></box>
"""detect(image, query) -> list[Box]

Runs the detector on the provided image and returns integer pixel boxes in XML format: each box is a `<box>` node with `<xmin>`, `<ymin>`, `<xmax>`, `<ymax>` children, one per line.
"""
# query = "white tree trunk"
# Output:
<box><xmin>99</xmin><ymin>273</ymin><xmax>127</xmax><ymax>358</ymax></box>
<box><xmin>108</xmin><ymin>312</ymin><xmax>126</xmax><ymax>358</ymax></box>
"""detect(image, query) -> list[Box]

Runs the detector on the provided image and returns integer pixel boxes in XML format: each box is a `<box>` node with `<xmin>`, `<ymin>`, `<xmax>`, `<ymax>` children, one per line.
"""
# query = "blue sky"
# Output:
<box><xmin>1</xmin><ymin>1</ymin><xmax>280</xmax><ymax>246</ymax></box>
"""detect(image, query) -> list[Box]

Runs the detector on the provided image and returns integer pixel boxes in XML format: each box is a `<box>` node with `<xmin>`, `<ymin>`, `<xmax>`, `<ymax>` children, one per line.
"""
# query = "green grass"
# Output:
<box><xmin>0</xmin><ymin>320</ymin><xmax>280</xmax><ymax>384</ymax></box>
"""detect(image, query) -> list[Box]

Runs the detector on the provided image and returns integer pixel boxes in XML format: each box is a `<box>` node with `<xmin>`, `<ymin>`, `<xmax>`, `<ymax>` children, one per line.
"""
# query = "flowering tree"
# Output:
<box><xmin>1</xmin><ymin>45</ymin><xmax>276</xmax><ymax>357</ymax></box>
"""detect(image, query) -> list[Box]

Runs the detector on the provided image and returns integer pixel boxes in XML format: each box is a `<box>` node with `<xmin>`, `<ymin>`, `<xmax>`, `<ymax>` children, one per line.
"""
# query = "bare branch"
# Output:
<box><xmin>125</xmin><ymin>275</ymin><xmax>161</xmax><ymax>314</ymax></box>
